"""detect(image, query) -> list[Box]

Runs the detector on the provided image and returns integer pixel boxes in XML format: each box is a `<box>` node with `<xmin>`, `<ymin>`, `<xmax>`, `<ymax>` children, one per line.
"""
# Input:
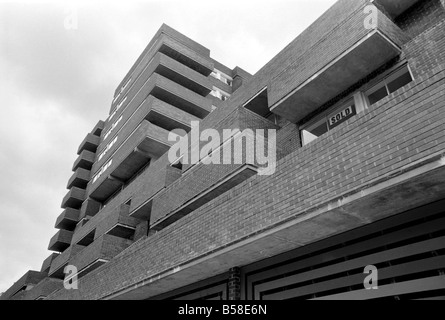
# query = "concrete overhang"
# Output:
<box><xmin>17</xmin><ymin>277</ymin><xmax>64</xmax><ymax>300</ymax></box>
<box><xmin>105</xmin><ymin>223</ymin><xmax>136</xmax><ymax>239</ymax></box>
<box><xmin>151</xmin><ymin>164</ymin><xmax>259</xmax><ymax>231</ymax></box>
<box><xmin>158</xmin><ymin>36</ymin><xmax>214</xmax><ymax>76</ymax></box>
<box><xmin>111</xmin><ymin>123</ymin><xmax>173</xmax><ymax>181</ymax></box>
<box><xmin>373</xmin><ymin>0</ymin><xmax>421</xmax><ymax>18</ymax></box>
<box><xmin>74</xmin><ymin>259</ymin><xmax>108</xmax><ymax>280</ymax></box>
<box><xmin>54</xmin><ymin>208</ymin><xmax>80</xmax><ymax>231</ymax></box>
<box><xmin>91</xmin><ymin>120</ymin><xmax>105</xmax><ymax>137</ymax></box>
<box><xmin>153</xmin><ymin>52</ymin><xmax>213</xmax><ymax>96</ymax></box>
<box><xmin>66</xmin><ymin>168</ymin><xmax>91</xmax><ymax>190</ymax></box>
<box><xmin>88</xmin><ymin>175</ymin><xmax>124</xmax><ymax>203</ymax></box>
<box><xmin>79</xmin><ymin>198</ymin><xmax>101</xmax><ymax>218</ymax></box>
<box><xmin>151</xmin><ymin>74</ymin><xmax>212</xmax><ymax>119</ymax></box>
<box><xmin>88</xmin><ymin>121</ymin><xmax>173</xmax><ymax>202</ymax></box>
<box><xmin>101</xmin><ymin>73</ymin><xmax>211</xmax><ymax>151</ymax></box>
<box><xmin>106</xmin><ymin>154</ymin><xmax>445</xmax><ymax>300</ymax></box>
<box><xmin>70</xmin><ymin>234</ymin><xmax>133</xmax><ymax>279</ymax></box>
<box><xmin>270</xmin><ymin>30</ymin><xmax>402</xmax><ymax>123</ymax></box>
<box><xmin>0</xmin><ymin>271</ymin><xmax>47</xmax><ymax>300</ymax></box>
<box><xmin>41</xmin><ymin>253</ymin><xmax>59</xmax><ymax>273</ymax></box>
<box><xmin>47</xmin><ymin>229</ymin><xmax>74</xmax><ymax>252</ymax></box>
<box><xmin>77</xmin><ymin>229</ymin><xmax>95</xmax><ymax>246</ymax></box>
<box><xmin>77</xmin><ymin>133</ymin><xmax>100</xmax><ymax>155</ymax></box>
<box><xmin>48</xmin><ymin>244</ymin><xmax>85</xmax><ymax>279</ymax></box>
<box><xmin>93</xmin><ymin>95</ymin><xmax>193</xmax><ymax>171</ymax></box>
<box><xmin>61</xmin><ymin>187</ymin><xmax>86</xmax><ymax>209</ymax></box>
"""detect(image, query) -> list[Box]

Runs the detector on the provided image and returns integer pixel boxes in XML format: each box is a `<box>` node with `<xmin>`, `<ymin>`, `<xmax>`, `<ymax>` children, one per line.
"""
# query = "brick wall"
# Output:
<box><xmin>48</xmin><ymin>28</ymin><xmax>445</xmax><ymax>299</ymax></box>
<box><xmin>69</xmin><ymin>234</ymin><xmax>133</xmax><ymax>273</ymax></box>
<box><xmin>46</xmin><ymin>0</ymin><xmax>445</xmax><ymax>300</ymax></box>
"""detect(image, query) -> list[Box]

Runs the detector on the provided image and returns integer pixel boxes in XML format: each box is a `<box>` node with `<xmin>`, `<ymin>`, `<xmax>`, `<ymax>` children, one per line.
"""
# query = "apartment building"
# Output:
<box><xmin>2</xmin><ymin>0</ymin><xmax>445</xmax><ymax>300</ymax></box>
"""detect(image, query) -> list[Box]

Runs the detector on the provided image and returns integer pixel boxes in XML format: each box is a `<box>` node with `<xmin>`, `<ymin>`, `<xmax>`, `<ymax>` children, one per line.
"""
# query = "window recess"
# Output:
<box><xmin>300</xmin><ymin>63</ymin><xmax>414</xmax><ymax>146</ymax></box>
<box><xmin>301</xmin><ymin>99</ymin><xmax>356</xmax><ymax>146</ymax></box>
<box><xmin>366</xmin><ymin>64</ymin><xmax>413</xmax><ymax>105</ymax></box>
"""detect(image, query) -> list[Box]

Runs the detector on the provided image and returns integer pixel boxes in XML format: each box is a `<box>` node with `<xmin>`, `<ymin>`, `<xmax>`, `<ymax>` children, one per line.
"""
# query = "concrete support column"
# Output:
<box><xmin>228</xmin><ymin>267</ymin><xmax>241</xmax><ymax>300</ymax></box>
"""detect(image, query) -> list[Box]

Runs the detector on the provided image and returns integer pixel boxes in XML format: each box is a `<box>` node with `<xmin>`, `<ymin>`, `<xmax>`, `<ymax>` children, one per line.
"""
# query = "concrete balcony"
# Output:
<box><xmin>88</xmin><ymin>121</ymin><xmax>174</xmax><ymax>202</ymax></box>
<box><xmin>94</xmin><ymin>96</ymin><xmax>198</xmax><ymax>173</ymax></box>
<box><xmin>147</xmin><ymin>96</ymin><xmax>200</xmax><ymax>132</ymax></box>
<box><xmin>79</xmin><ymin>198</ymin><xmax>101</xmax><ymax>219</ymax></box>
<box><xmin>269</xmin><ymin>6</ymin><xmax>407</xmax><ymax>123</ymax></box>
<box><xmin>151</xmin><ymin>164</ymin><xmax>259</xmax><ymax>231</ymax></box>
<box><xmin>373</xmin><ymin>0</ymin><xmax>422</xmax><ymax>18</ymax></box>
<box><xmin>48</xmin><ymin>244</ymin><xmax>85</xmax><ymax>279</ymax></box>
<box><xmin>151</xmin><ymin>52</ymin><xmax>212</xmax><ymax>96</ymax></box>
<box><xmin>66</xmin><ymin>167</ymin><xmax>91</xmax><ymax>190</ymax></box>
<box><xmin>61</xmin><ymin>187</ymin><xmax>86</xmax><ymax>209</ymax></box>
<box><xmin>104</xmin><ymin>38</ymin><xmax>213</xmax><ymax>133</ymax></box>
<box><xmin>47</xmin><ymin>229</ymin><xmax>74</xmax><ymax>252</ymax></box>
<box><xmin>101</xmin><ymin>205</ymin><xmax>139</xmax><ymax>240</ymax></box>
<box><xmin>77</xmin><ymin>133</ymin><xmax>100</xmax><ymax>155</ymax></box>
<box><xmin>156</xmin><ymin>35</ymin><xmax>214</xmax><ymax>76</ymax></box>
<box><xmin>72</xmin><ymin>203</ymin><xmax>137</xmax><ymax>245</ymax></box>
<box><xmin>91</xmin><ymin>120</ymin><xmax>105</xmax><ymax>137</ymax></box>
<box><xmin>54</xmin><ymin>208</ymin><xmax>80</xmax><ymax>231</ymax></box>
<box><xmin>101</xmin><ymin>72</ymin><xmax>211</xmax><ymax>150</ymax></box>
<box><xmin>129</xmin><ymin>162</ymin><xmax>183</xmax><ymax>220</ymax></box>
<box><xmin>68</xmin><ymin>234</ymin><xmax>133</xmax><ymax>279</ymax></box>
<box><xmin>149</xmin><ymin>73</ymin><xmax>212</xmax><ymax>119</ymax></box>
<box><xmin>14</xmin><ymin>277</ymin><xmax>63</xmax><ymax>300</ymax></box>
<box><xmin>109</xmin><ymin>29</ymin><xmax>213</xmax><ymax>113</ymax></box>
<box><xmin>40</xmin><ymin>253</ymin><xmax>59</xmax><ymax>273</ymax></box>
<box><xmin>72</xmin><ymin>150</ymin><xmax>95</xmax><ymax>171</ymax></box>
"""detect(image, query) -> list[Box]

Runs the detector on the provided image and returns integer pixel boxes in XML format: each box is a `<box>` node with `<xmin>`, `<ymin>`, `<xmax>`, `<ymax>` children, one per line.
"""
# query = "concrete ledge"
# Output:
<box><xmin>47</xmin><ymin>229</ymin><xmax>74</xmax><ymax>252</ymax></box>
<box><xmin>77</xmin><ymin>133</ymin><xmax>100</xmax><ymax>155</ymax></box>
<box><xmin>107</xmin><ymin>154</ymin><xmax>445</xmax><ymax>300</ymax></box>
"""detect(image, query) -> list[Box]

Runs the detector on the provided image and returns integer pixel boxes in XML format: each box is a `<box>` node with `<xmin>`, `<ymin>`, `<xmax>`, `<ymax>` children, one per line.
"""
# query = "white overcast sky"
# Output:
<box><xmin>0</xmin><ymin>0</ymin><xmax>337</xmax><ymax>293</ymax></box>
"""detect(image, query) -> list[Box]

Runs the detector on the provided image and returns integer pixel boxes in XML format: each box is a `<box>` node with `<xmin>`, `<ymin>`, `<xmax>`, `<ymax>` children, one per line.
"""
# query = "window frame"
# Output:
<box><xmin>300</xmin><ymin>98</ymin><xmax>355</xmax><ymax>146</ymax></box>
<box><xmin>300</xmin><ymin>62</ymin><xmax>414</xmax><ymax>147</ymax></box>
<box><xmin>365</xmin><ymin>63</ymin><xmax>413</xmax><ymax>105</ymax></box>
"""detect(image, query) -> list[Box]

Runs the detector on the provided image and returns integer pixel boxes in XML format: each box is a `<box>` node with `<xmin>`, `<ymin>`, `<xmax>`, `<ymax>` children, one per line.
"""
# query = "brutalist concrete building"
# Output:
<box><xmin>3</xmin><ymin>0</ymin><xmax>445</xmax><ymax>300</ymax></box>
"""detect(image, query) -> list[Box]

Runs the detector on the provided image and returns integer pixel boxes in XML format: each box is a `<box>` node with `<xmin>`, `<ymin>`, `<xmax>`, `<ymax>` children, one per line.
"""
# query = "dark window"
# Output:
<box><xmin>367</xmin><ymin>64</ymin><xmax>413</xmax><ymax>105</ymax></box>
<box><xmin>301</xmin><ymin>100</ymin><xmax>355</xmax><ymax>146</ymax></box>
